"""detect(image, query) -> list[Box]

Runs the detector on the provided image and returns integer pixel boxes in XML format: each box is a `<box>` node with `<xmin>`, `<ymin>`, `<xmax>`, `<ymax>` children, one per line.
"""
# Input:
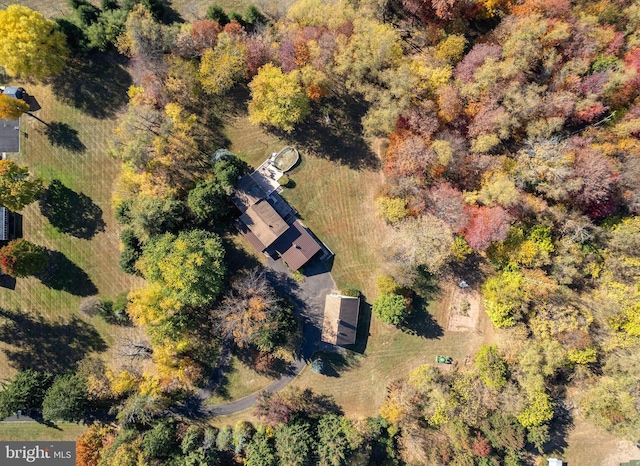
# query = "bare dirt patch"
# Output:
<box><xmin>439</xmin><ymin>282</ymin><xmax>483</xmax><ymax>332</ymax></box>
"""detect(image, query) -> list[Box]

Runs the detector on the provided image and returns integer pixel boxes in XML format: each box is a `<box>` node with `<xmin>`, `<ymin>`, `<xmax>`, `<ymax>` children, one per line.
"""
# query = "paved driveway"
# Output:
<box><xmin>200</xmin><ymin>257</ymin><xmax>337</xmax><ymax>416</ymax></box>
<box><xmin>267</xmin><ymin>257</ymin><xmax>337</xmax><ymax>359</ymax></box>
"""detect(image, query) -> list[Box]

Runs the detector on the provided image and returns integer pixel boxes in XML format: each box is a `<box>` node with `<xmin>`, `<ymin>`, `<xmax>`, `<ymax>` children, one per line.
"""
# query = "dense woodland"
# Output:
<box><xmin>1</xmin><ymin>0</ymin><xmax>640</xmax><ymax>464</ymax></box>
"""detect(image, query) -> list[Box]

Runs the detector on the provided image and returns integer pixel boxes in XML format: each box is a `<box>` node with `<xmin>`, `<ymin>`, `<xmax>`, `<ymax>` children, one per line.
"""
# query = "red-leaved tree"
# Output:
<box><xmin>191</xmin><ymin>20</ymin><xmax>222</xmax><ymax>53</ymax></box>
<box><xmin>464</xmin><ymin>205</ymin><xmax>512</xmax><ymax>251</ymax></box>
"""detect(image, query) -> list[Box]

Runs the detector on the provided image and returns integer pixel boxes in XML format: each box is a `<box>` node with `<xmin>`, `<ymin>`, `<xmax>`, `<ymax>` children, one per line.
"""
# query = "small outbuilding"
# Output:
<box><xmin>547</xmin><ymin>459</ymin><xmax>563</xmax><ymax>466</ymax></box>
<box><xmin>322</xmin><ymin>294</ymin><xmax>360</xmax><ymax>346</ymax></box>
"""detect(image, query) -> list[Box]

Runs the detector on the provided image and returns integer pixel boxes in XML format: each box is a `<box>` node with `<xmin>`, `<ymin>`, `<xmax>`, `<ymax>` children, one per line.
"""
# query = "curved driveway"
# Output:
<box><xmin>200</xmin><ymin>257</ymin><xmax>337</xmax><ymax>417</ymax></box>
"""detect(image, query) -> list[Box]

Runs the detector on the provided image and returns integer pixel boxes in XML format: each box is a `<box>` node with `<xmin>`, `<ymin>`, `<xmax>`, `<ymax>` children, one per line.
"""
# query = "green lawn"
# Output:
<box><xmin>0</xmin><ymin>76</ymin><xmax>143</xmax><ymax>378</ymax></box>
<box><xmin>225</xmin><ymin>114</ymin><xmax>390</xmax><ymax>297</ymax></box>
<box><xmin>222</xmin><ymin>111</ymin><xmax>495</xmax><ymax>418</ymax></box>
<box><xmin>206</xmin><ymin>355</ymin><xmax>276</xmax><ymax>405</ymax></box>
<box><xmin>12</xmin><ymin>0</ymin><xmax>294</xmax><ymax>23</ymax></box>
<box><xmin>0</xmin><ymin>421</ymin><xmax>86</xmax><ymax>441</ymax></box>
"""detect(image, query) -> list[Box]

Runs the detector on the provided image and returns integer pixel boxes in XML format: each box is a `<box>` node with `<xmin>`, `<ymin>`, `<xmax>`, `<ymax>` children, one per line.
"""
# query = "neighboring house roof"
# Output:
<box><xmin>0</xmin><ymin>207</ymin><xmax>9</xmax><ymax>241</ymax></box>
<box><xmin>274</xmin><ymin>220</ymin><xmax>322</xmax><ymax>271</ymax></box>
<box><xmin>0</xmin><ymin>119</ymin><xmax>20</xmax><ymax>153</ymax></box>
<box><xmin>322</xmin><ymin>294</ymin><xmax>360</xmax><ymax>346</ymax></box>
<box><xmin>0</xmin><ymin>88</ymin><xmax>22</xmax><ymax>153</ymax></box>
<box><xmin>240</xmin><ymin>199</ymin><xmax>289</xmax><ymax>248</ymax></box>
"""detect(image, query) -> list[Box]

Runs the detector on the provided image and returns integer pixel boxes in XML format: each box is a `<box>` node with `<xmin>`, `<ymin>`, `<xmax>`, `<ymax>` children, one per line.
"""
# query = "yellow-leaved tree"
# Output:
<box><xmin>199</xmin><ymin>32</ymin><xmax>247</xmax><ymax>95</ymax></box>
<box><xmin>0</xmin><ymin>5</ymin><xmax>68</xmax><ymax>79</ymax></box>
<box><xmin>0</xmin><ymin>94</ymin><xmax>30</xmax><ymax>120</ymax></box>
<box><xmin>248</xmin><ymin>63</ymin><xmax>310</xmax><ymax>132</ymax></box>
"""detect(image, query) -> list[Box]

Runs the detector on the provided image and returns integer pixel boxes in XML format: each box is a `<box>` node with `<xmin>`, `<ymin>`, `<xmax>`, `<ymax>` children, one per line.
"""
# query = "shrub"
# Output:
<box><xmin>42</xmin><ymin>373</ymin><xmax>88</xmax><ymax>422</ymax></box>
<box><xmin>278</xmin><ymin>175</ymin><xmax>291</xmax><ymax>187</ymax></box>
<box><xmin>0</xmin><ymin>239</ymin><xmax>49</xmax><ymax>277</ymax></box>
<box><xmin>119</xmin><ymin>228</ymin><xmax>142</xmax><ymax>275</ymax></box>
<box><xmin>113</xmin><ymin>291</ymin><xmax>129</xmax><ymax>315</ymax></box>
<box><xmin>97</xmin><ymin>293</ymin><xmax>130</xmax><ymax>325</ymax></box>
<box><xmin>291</xmin><ymin>269</ymin><xmax>305</xmax><ymax>282</ymax></box>
<box><xmin>207</xmin><ymin>5</ymin><xmax>229</xmax><ymax>25</ymax></box>
<box><xmin>474</xmin><ymin>344</ymin><xmax>509</xmax><ymax>389</ymax></box>
<box><xmin>373</xmin><ymin>293</ymin><xmax>408</xmax><ymax>325</ymax></box>
<box><xmin>341</xmin><ymin>287</ymin><xmax>360</xmax><ymax>297</ymax></box>
<box><xmin>376</xmin><ymin>275</ymin><xmax>399</xmax><ymax>294</ymax></box>
<box><xmin>244</xmin><ymin>4</ymin><xmax>264</xmax><ymax>25</ymax></box>
<box><xmin>79</xmin><ymin>296</ymin><xmax>101</xmax><ymax>318</ymax></box>
<box><xmin>451</xmin><ymin>236</ymin><xmax>473</xmax><ymax>261</ymax></box>
<box><xmin>114</xmin><ymin>199</ymin><xmax>132</xmax><ymax>224</ymax></box>
<box><xmin>229</xmin><ymin>11</ymin><xmax>244</xmax><ymax>24</ymax></box>
<box><xmin>311</xmin><ymin>358</ymin><xmax>325</xmax><ymax>374</ymax></box>
<box><xmin>75</xmin><ymin>4</ymin><xmax>100</xmax><ymax>26</ymax></box>
<box><xmin>254</xmin><ymin>352</ymin><xmax>278</xmax><ymax>374</ymax></box>
<box><xmin>376</xmin><ymin>196</ymin><xmax>408</xmax><ymax>223</ymax></box>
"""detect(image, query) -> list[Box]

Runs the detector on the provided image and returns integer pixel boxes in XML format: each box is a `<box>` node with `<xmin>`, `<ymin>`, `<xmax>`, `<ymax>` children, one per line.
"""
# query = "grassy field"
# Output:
<box><xmin>222</xmin><ymin>111</ymin><xmax>494</xmax><ymax>417</ymax></box>
<box><xmin>561</xmin><ymin>418</ymin><xmax>639</xmax><ymax>465</ymax></box>
<box><xmin>13</xmin><ymin>0</ymin><xmax>295</xmax><ymax>22</ymax></box>
<box><xmin>206</xmin><ymin>355</ymin><xmax>276</xmax><ymax>405</ymax></box>
<box><xmin>0</xmin><ymin>70</ymin><xmax>143</xmax><ymax>381</ymax></box>
<box><xmin>225</xmin><ymin>114</ymin><xmax>390</xmax><ymax>296</ymax></box>
<box><xmin>0</xmin><ymin>421</ymin><xmax>86</xmax><ymax>441</ymax></box>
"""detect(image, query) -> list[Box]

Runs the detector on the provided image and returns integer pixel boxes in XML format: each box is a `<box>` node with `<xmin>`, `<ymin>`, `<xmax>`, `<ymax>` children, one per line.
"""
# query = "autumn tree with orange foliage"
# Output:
<box><xmin>218</xmin><ymin>268</ymin><xmax>296</xmax><ymax>351</ymax></box>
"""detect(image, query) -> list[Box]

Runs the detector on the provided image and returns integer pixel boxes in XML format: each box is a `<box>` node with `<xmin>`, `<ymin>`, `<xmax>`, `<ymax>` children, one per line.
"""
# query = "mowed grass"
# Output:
<box><xmin>12</xmin><ymin>0</ymin><xmax>294</xmax><ymax>23</ymax></box>
<box><xmin>561</xmin><ymin>418</ymin><xmax>639</xmax><ymax>465</ymax></box>
<box><xmin>291</xmin><ymin>302</ymin><xmax>489</xmax><ymax>417</ymax></box>
<box><xmin>225</xmin><ymin>115</ymin><xmax>390</xmax><ymax>296</ymax></box>
<box><xmin>206</xmin><ymin>355</ymin><xmax>275</xmax><ymax>405</ymax></box>
<box><xmin>0</xmin><ymin>422</ymin><xmax>86</xmax><ymax>441</ymax></box>
<box><xmin>223</xmin><ymin>113</ymin><xmax>492</xmax><ymax>417</ymax></box>
<box><xmin>0</xmin><ymin>79</ymin><xmax>143</xmax><ymax>378</ymax></box>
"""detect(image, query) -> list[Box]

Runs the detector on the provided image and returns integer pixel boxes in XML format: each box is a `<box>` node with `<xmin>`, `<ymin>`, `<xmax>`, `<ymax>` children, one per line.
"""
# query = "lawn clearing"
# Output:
<box><xmin>225</xmin><ymin>114</ymin><xmax>390</xmax><ymax>297</ymax></box>
<box><xmin>0</xmin><ymin>421</ymin><xmax>86</xmax><ymax>441</ymax></box>
<box><xmin>561</xmin><ymin>418</ymin><xmax>639</xmax><ymax>465</ymax></box>
<box><xmin>291</xmin><ymin>298</ymin><xmax>491</xmax><ymax>417</ymax></box>
<box><xmin>0</xmin><ymin>75</ymin><xmax>143</xmax><ymax>379</ymax></box>
<box><xmin>206</xmin><ymin>355</ymin><xmax>276</xmax><ymax>406</ymax></box>
<box><xmin>223</xmin><ymin>113</ymin><xmax>493</xmax><ymax>417</ymax></box>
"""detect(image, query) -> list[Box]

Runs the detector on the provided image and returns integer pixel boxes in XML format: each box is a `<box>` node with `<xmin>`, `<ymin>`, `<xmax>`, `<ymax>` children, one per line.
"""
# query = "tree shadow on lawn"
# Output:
<box><xmin>50</xmin><ymin>52</ymin><xmax>132</xmax><ymax>119</ymax></box>
<box><xmin>40</xmin><ymin>251</ymin><xmax>98</xmax><ymax>297</ymax></box>
<box><xmin>210</xmin><ymin>359</ymin><xmax>234</xmax><ymax>402</ymax></box>
<box><xmin>539</xmin><ymin>383</ymin><xmax>573</xmax><ymax>457</ymax></box>
<box><xmin>311</xmin><ymin>350</ymin><xmax>360</xmax><ymax>378</ymax></box>
<box><xmin>0</xmin><ymin>308</ymin><xmax>106</xmax><ymax>375</ymax></box>
<box><xmin>283</xmin><ymin>93</ymin><xmax>380</xmax><ymax>171</ymax></box>
<box><xmin>400</xmin><ymin>296</ymin><xmax>444</xmax><ymax>339</ymax></box>
<box><xmin>221</xmin><ymin>235</ymin><xmax>262</xmax><ymax>276</ymax></box>
<box><xmin>235</xmin><ymin>345</ymin><xmax>289</xmax><ymax>378</ymax></box>
<box><xmin>39</xmin><ymin>180</ymin><xmax>105</xmax><ymax>240</ymax></box>
<box><xmin>44</xmin><ymin>122</ymin><xmax>86</xmax><ymax>153</ymax></box>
